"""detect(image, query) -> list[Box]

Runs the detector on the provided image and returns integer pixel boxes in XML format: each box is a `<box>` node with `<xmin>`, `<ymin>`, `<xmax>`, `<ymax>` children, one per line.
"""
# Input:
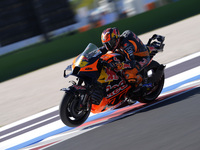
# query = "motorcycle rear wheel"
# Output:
<box><xmin>138</xmin><ymin>61</ymin><xmax>165</xmax><ymax>103</ymax></box>
<box><xmin>59</xmin><ymin>92</ymin><xmax>91</xmax><ymax>127</ymax></box>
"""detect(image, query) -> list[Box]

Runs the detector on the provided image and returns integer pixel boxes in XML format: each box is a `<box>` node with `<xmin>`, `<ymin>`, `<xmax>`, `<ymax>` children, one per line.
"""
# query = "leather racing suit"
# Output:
<box><xmin>100</xmin><ymin>30</ymin><xmax>150</xmax><ymax>86</ymax></box>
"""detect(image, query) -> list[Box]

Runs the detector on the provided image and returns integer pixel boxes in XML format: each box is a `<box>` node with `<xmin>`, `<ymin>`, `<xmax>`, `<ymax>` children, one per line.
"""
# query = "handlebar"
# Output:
<box><xmin>147</xmin><ymin>34</ymin><xmax>165</xmax><ymax>51</ymax></box>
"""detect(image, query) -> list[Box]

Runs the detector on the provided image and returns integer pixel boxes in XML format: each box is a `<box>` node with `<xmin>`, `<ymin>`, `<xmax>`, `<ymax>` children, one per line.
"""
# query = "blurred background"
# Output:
<box><xmin>0</xmin><ymin>0</ymin><xmax>178</xmax><ymax>54</ymax></box>
<box><xmin>0</xmin><ymin>0</ymin><xmax>199</xmax><ymax>83</ymax></box>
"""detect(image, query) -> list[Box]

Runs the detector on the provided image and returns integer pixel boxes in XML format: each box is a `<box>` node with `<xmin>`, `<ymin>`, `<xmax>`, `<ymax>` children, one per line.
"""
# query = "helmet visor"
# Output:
<box><xmin>104</xmin><ymin>38</ymin><xmax>116</xmax><ymax>51</ymax></box>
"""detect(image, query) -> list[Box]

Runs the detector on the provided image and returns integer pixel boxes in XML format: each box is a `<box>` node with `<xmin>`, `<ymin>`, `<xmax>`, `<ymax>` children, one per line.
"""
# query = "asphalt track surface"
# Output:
<box><xmin>46</xmin><ymin>87</ymin><xmax>200</xmax><ymax>150</ymax></box>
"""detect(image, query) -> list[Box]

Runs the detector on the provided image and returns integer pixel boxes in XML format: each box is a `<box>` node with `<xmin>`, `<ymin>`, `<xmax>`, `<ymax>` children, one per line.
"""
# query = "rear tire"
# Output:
<box><xmin>138</xmin><ymin>61</ymin><xmax>165</xmax><ymax>103</ymax></box>
<box><xmin>59</xmin><ymin>92</ymin><xmax>91</xmax><ymax>127</ymax></box>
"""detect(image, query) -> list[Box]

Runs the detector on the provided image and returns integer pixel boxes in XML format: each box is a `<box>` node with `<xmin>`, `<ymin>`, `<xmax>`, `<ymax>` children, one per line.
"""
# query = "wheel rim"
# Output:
<box><xmin>69</xmin><ymin>98</ymin><xmax>86</xmax><ymax>119</ymax></box>
<box><xmin>144</xmin><ymin>65</ymin><xmax>164</xmax><ymax>101</ymax></box>
<box><xmin>145</xmin><ymin>75</ymin><xmax>164</xmax><ymax>101</ymax></box>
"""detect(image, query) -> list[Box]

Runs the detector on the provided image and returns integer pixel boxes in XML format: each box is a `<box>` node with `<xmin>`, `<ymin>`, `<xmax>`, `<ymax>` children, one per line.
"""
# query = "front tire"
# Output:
<box><xmin>59</xmin><ymin>92</ymin><xmax>91</xmax><ymax>127</ymax></box>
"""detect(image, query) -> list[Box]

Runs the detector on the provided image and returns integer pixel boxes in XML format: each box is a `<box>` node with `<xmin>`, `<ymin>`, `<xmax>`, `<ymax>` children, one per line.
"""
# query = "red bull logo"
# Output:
<box><xmin>98</xmin><ymin>68</ymin><xmax>119</xmax><ymax>83</ymax></box>
<box><xmin>105</xmin><ymin>68</ymin><xmax>119</xmax><ymax>82</ymax></box>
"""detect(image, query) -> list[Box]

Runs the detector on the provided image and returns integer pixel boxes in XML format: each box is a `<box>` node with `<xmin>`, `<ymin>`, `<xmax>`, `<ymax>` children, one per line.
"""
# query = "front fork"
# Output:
<box><xmin>79</xmin><ymin>93</ymin><xmax>91</xmax><ymax>111</ymax></box>
<box><xmin>61</xmin><ymin>85</ymin><xmax>91</xmax><ymax>112</ymax></box>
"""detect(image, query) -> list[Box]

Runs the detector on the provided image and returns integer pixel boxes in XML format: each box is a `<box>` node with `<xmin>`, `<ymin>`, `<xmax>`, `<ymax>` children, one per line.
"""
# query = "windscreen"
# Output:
<box><xmin>75</xmin><ymin>43</ymin><xmax>102</xmax><ymax>67</ymax></box>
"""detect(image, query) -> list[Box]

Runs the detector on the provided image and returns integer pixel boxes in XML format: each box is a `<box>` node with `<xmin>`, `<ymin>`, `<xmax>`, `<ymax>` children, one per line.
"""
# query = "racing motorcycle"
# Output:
<box><xmin>60</xmin><ymin>34</ymin><xmax>165</xmax><ymax>127</ymax></box>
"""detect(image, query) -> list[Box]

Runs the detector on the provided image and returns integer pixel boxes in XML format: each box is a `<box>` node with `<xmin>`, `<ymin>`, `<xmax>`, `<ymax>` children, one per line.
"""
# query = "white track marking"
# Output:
<box><xmin>166</xmin><ymin>51</ymin><xmax>200</xmax><ymax>69</ymax></box>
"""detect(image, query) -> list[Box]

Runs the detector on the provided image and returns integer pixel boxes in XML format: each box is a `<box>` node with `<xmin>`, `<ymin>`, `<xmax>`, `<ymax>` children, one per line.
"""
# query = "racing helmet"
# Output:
<box><xmin>101</xmin><ymin>27</ymin><xmax>120</xmax><ymax>51</ymax></box>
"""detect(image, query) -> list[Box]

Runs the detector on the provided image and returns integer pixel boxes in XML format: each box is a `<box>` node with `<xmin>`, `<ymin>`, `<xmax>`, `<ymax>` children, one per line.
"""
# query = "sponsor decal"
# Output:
<box><xmin>106</xmin><ymin>80</ymin><xmax>126</xmax><ymax>92</ymax></box>
<box><xmin>82</xmin><ymin>56</ymin><xmax>89</xmax><ymax>61</ymax></box>
<box><xmin>98</xmin><ymin>62</ymin><xmax>124</xmax><ymax>82</ymax></box>
<box><xmin>102</xmin><ymin>32</ymin><xmax>110</xmax><ymax>42</ymax></box>
<box><xmin>106</xmin><ymin>69</ymin><xmax>119</xmax><ymax>81</ymax></box>
<box><xmin>126</xmin><ymin>46</ymin><xmax>133</xmax><ymax>55</ymax></box>
<box><xmin>101</xmin><ymin>55</ymin><xmax>110</xmax><ymax>60</ymax></box>
<box><xmin>106</xmin><ymin>80</ymin><xmax>128</xmax><ymax>98</ymax></box>
<box><xmin>107</xmin><ymin>84</ymin><xmax>128</xmax><ymax>98</ymax></box>
<box><xmin>98</xmin><ymin>68</ymin><xmax>119</xmax><ymax>83</ymax></box>
<box><xmin>79</xmin><ymin>60</ymin><xmax>88</xmax><ymax>67</ymax></box>
<box><xmin>85</xmin><ymin>67</ymin><xmax>93</xmax><ymax>70</ymax></box>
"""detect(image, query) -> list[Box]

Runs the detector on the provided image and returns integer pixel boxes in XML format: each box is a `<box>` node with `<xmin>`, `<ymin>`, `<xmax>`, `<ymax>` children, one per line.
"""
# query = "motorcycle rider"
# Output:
<box><xmin>100</xmin><ymin>27</ymin><xmax>150</xmax><ymax>86</ymax></box>
<box><xmin>91</xmin><ymin>27</ymin><xmax>150</xmax><ymax>105</ymax></box>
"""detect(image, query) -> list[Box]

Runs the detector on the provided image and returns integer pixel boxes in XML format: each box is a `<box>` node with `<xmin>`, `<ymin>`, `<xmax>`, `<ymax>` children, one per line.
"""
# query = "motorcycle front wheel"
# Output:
<box><xmin>59</xmin><ymin>92</ymin><xmax>91</xmax><ymax>127</ymax></box>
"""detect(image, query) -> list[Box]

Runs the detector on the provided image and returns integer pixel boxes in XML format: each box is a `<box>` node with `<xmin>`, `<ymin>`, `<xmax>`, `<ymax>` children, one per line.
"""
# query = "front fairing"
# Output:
<box><xmin>64</xmin><ymin>43</ymin><xmax>102</xmax><ymax>82</ymax></box>
<box><xmin>73</xmin><ymin>43</ymin><xmax>102</xmax><ymax>68</ymax></box>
